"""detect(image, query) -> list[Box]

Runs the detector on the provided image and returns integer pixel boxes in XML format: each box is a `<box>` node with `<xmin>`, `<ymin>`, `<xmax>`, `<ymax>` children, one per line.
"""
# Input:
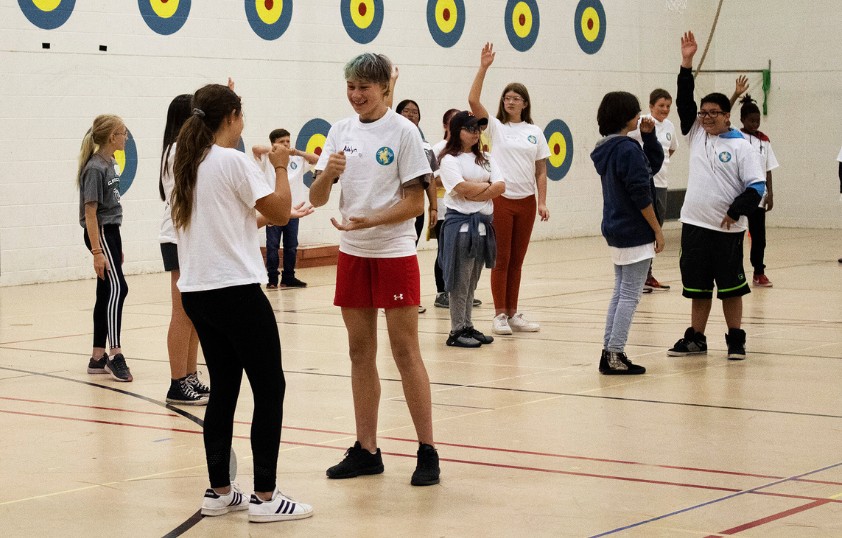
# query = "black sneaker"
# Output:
<box><xmin>186</xmin><ymin>372</ymin><xmax>210</xmax><ymax>396</ymax></box>
<box><xmin>280</xmin><ymin>276</ymin><xmax>307</xmax><ymax>288</ymax></box>
<box><xmin>433</xmin><ymin>292</ymin><xmax>449</xmax><ymax>308</ymax></box>
<box><xmin>87</xmin><ymin>353</ymin><xmax>108</xmax><ymax>374</ymax></box>
<box><xmin>725</xmin><ymin>328</ymin><xmax>746</xmax><ymax>361</ymax></box>
<box><xmin>446</xmin><ymin>329</ymin><xmax>481</xmax><ymax>348</ymax></box>
<box><xmin>667</xmin><ymin>327</ymin><xmax>708</xmax><ymax>356</ymax></box>
<box><xmin>465</xmin><ymin>327</ymin><xmax>494</xmax><ymax>345</ymax></box>
<box><xmin>326</xmin><ymin>441</ymin><xmax>384</xmax><ymax>479</ymax></box>
<box><xmin>105</xmin><ymin>353</ymin><xmax>133</xmax><ymax>382</ymax></box>
<box><xmin>411</xmin><ymin>444</ymin><xmax>440</xmax><ymax>486</ymax></box>
<box><xmin>599</xmin><ymin>350</ymin><xmax>646</xmax><ymax>375</ymax></box>
<box><xmin>472</xmin><ymin>298</ymin><xmax>482</xmax><ymax>307</ymax></box>
<box><xmin>166</xmin><ymin>378</ymin><xmax>207</xmax><ymax>406</ymax></box>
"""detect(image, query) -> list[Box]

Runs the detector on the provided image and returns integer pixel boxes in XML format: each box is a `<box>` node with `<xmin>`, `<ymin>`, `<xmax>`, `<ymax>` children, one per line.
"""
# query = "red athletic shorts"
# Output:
<box><xmin>334</xmin><ymin>252</ymin><xmax>420</xmax><ymax>309</ymax></box>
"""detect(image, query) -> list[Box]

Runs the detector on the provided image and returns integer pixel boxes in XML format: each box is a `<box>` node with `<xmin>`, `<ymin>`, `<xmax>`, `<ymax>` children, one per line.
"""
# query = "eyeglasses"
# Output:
<box><xmin>503</xmin><ymin>96</ymin><xmax>524</xmax><ymax>103</ymax></box>
<box><xmin>697</xmin><ymin>110</ymin><xmax>725</xmax><ymax>118</ymax></box>
<box><xmin>462</xmin><ymin>125</ymin><xmax>480</xmax><ymax>134</ymax></box>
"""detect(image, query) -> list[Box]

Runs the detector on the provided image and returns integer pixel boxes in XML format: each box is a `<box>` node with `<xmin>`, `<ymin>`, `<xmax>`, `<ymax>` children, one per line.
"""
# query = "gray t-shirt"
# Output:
<box><xmin>79</xmin><ymin>155</ymin><xmax>122</xmax><ymax>227</ymax></box>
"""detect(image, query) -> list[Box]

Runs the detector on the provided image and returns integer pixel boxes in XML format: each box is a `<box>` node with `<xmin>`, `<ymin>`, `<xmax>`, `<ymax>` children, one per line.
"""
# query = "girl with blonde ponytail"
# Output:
<box><xmin>77</xmin><ymin>114</ymin><xmax>133</xmax><ymax>382</ymax></box>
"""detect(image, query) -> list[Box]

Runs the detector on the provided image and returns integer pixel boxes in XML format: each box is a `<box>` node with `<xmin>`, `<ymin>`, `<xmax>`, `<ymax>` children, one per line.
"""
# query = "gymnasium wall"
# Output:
<box><xmin>1</xmin><ymin>0</ymin><xmax>839</xmax><ymax>286</ymax></box>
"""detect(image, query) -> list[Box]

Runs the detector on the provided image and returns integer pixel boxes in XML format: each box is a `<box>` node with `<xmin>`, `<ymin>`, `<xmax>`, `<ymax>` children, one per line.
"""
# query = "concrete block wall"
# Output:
<box><xmin>1</xmin><ymin>0</ymin><xmax>839</xmax><ymax>286</ymax></box>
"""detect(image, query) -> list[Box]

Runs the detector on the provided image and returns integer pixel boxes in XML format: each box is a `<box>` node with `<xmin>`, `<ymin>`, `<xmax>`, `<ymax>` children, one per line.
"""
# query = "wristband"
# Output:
<box><xmin>91</xmin><ymin>248</ymin><xmax>103</xmax><ymax>255</ymax></box>
<box><xmin>275</xmin><ymin>165</ymin><xmax>287</xmax><ymax>171</ymax></box>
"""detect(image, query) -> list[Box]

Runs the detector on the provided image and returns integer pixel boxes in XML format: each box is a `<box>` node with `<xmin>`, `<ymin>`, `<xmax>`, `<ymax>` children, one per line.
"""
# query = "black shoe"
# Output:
<box><xmin>411</xmin><ymin>444</ymin><xmax>440</xmax><ymax>486</ymax></box>
<box><xmin>465</xmin><ymin>327</ymin><xmax>493</xmax><ymax>344</ymax></box>
<box><xmin>667</xmin><ymin>327</ymin><xmax>708</xmax><ymax>356</ymax></box>
<box><xmin>599</xmin><ymin>351</ymin><xmax>646</xmax><ymax>375</ymax></box>
<box><xmin>105</xmin><ymin>353</ymin><xmax>133</xmax><ymax>382</ymax></box>
<box><xmin>434</xmin><ymin>292</ymin><xmax>449</xmax><ymax>308</ymax></box>
<box><xmin>446</xmin><ymin>329</ymin><xmax>481</xmax><ymax>348</ymax></box>
<box><xmin>166</xmin><ymin>377</ymin><xmax>207</xmax><ymax>406</ymax></box>
<box><xmin>87</xmin><ymin>353</ymin><xmax>108</xmax><ymax>374</ymax></box>
<box><xmin>326</xmin><ymin>441</ymin><xmax>384</xmax><ymax>479</ymax></box>
<box><xmin>472</xmin><ymin>298</ymin><xmax>482</xmax><ymax>307</ymax></box>
<box><xmin>186</xmin><ymin>372</ymin><xmax>210</xmax><ymax>396</ymax></box>
<box><xmin>725</xmin><ymin>328</ymin><xmax>746</xmax><ymax>361</ymax></box>
<box><xmin>280</xmin><ymin>276</ymin><xmax>307</xmax><ymax>288</ymax></box>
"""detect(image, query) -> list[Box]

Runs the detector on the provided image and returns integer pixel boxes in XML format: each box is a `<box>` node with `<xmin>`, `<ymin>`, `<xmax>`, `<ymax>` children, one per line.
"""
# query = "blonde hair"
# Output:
<box><xmin>77</xmin><ymin>115</ymin><xmax>125</xmax><ymax>187</ymax></box>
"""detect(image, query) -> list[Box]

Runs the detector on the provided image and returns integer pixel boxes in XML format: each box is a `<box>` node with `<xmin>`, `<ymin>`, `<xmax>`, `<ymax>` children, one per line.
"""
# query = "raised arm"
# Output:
<box><xmin>385</xmin><ymin>65</ymin><xmax>398</xmax><ymax>109</ymax></box>
<box><xmin>468</xmin><ymin>43</ymin><xmax>495</xmax><ymax>120</ymax></box>
<box><xmin>640</xmin><ymin>118</ymin><xmax>665</xmax><ymax>175</ymax></box>
<box><xmin>730</xmin><ymin>75</ymin><xmax>749</xmax><ymax>107</ymax></box>
<box><xmin>254</xmin><ymin>144</ymin><xmax>292</xmax><ymax>226</ymax></box>
<box><xmin>676</xmin><ymin>31</ymin><xmax>699</xmax><ymax>135</ymax></box>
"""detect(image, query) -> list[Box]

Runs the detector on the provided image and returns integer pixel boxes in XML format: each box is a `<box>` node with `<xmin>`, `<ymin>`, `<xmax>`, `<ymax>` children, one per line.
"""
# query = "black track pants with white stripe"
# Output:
<box><xmin>84</xmin><ymin>224</ymin><xmax>128</xmax><ymax>349</ymax></box>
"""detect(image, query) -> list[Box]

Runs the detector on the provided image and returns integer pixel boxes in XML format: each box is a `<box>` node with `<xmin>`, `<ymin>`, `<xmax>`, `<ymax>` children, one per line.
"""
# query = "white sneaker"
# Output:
<box><xmin>508</xmin><ymin>313</ymin><xmax>540</xmax><ymax>332</ymax></box>
<box><xmin>491</xmin><ymin>314</ymin><xmax>512</xmax><ymax>335</ymax></box>
<box><xmin>248</xmin><ymin>488</ymin><xmax>313</xmax><ymax>523</ymax></box>
<box><xmin>200</xmin><ymin>483</ymin><xmax>249</xmax><ymax>516</ymax></box>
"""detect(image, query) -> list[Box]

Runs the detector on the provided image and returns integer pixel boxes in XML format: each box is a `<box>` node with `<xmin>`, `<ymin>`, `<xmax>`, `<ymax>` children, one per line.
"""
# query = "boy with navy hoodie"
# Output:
<box><xmin>591</xmin><ymin>91</ymin><xmax>665</xmax><ymax>375</ymax></box>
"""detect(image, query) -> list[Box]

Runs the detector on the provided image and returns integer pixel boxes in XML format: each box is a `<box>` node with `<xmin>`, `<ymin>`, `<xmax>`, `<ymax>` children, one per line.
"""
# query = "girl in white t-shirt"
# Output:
<box><xmin>468</xmin><ymin>42</ymin><xmax>550</xmax><ymax>336</ymax></box>
<box><xmin>431</xmin><ymin>108</ymin><xmax>460</xmax><ymax>308</ymax></box>
<box><xmin>171</xmin><ymin>83</ymin><xmax>312</xmax><ymax>522</ymax></box>
<box><xmin>437</xmin><ymin>111</ymin><xmax>505</xmax><ymax>348</ymax></box>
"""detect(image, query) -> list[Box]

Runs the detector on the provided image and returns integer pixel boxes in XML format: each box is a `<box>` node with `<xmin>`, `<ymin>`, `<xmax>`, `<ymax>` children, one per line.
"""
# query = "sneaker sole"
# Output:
<box><xmin>666</xmin><ymin>350</ymin><xmax>707</xmax><ymax>357</ymax></box>
<box><xmin>491</xmin><ymin>328</ymin><xmax>513</xmax><ymax>335</ymax></box>
<box><xmin>326</xmin><ymin>464</ymin><xmax>384</xmax><ymax>479</ymax></box>
<box><xmin>166</xmin><ymin>397</ymin><xmax>208</xmax><ymax>406</ymax></box>
<box><xmin>727</xmin><ymin>353</ymin><xmax>746</xmax><ymax>361</ymax></box>
<box><xmin>410</xmin><ymin>476</ymin><xmax>440</xmax><ymax>486</ymax></box>
<box><xmin>86</xmin><ymin>368</ymin><xmax>108</xmax><ymax>374</ymax></box>
<box><xmin>510</xmin><ymin>326</ymin><xmax>540</xmax><ymax>333</ymax></box>
<box><xmin>249</xmin><ymin>510</ymin><xmax>314</xmax><ymax>523</ymax></box>
<box><xmin>600</xmin><ymin>369</ymin><xmax>646</xmax><ymax>375</ymax></box>
<box><xmin>201</xmin><ymin>504</ymin><xmax>248</xmax><ymax>516</ymax></box>
<box><xmin>105</xmin><ymin>366</ymin><xmax>133</xmax><ymax>382</ymax></box>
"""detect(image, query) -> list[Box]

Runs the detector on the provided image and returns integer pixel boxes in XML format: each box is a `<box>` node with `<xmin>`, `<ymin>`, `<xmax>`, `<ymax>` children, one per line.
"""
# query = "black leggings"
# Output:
<box><xmin>748</xmin><ymin>208</ymin><xmax>767</xmax><ymax>275</ymax></box>
<box><xmin>84</xmin><ymin>225</ymin><xmax>128</xmax><ymax>349</ymax></box>
<box><xmin>181</xmin><ymin>284</ymin><xmax>285</xmax><ymax>491</ymax></box>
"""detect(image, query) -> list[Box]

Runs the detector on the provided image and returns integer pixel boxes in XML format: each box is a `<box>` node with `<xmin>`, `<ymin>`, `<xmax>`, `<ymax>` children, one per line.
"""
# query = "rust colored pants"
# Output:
<box><xmin>491</xmin><ymin>195</ymin><xmax>536</xmax><ymax>314</ymax></box>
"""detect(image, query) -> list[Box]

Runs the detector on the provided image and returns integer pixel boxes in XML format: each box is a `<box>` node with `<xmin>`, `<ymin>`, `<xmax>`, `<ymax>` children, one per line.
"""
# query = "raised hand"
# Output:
<box><xmin>734</xmin><ymin>75</ymin><xmax>749</xmax><ymax>97</ymax></box>
<box><xmin>480</xmin><ymin>42</ymin><xmax>495</xmax><ymax>69</ymax></box>
<box><xmin>268</xmin><ymin>143</ymin><xmax>291</xmax><ymax>169</ymax></box>
<box><xmin>323</xmin><ymin>151</ymin><xmax>346</xmax><ymax>180</ymax></box>
<box><xmin>640</xmin><ymin>116</ymin><xmax>656</xmax><ymax>134</ymax></box>
<box><xmin>681</xmin><ymin>31</ymin><xmax>697</xmax><ymax>65</ymax></box>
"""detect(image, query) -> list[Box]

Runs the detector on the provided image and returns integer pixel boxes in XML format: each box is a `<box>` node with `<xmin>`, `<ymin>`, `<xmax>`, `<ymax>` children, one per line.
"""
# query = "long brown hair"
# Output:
<box><xmin>495</xmin><ymin>83</ymin><xmax>533</xmax><ymax>124</ymax></box>
<box><xmin>159</xmin><ymin>94</ymin><xmax>192</xmax><ymax>201</ymax></box>
<box><xmin>437</xmin><ymin>111</ymin><xmax>488</xmax><ymax>167</ymax></box>
<box><xmin>171</xmin><ymin>84</ymin><xmax>241</xmax><ymax>230</ymax></box>
<box><xmin>77</xmin><ymin>115</ymin><xmax>124</xmax><ymax>187</ymax></box>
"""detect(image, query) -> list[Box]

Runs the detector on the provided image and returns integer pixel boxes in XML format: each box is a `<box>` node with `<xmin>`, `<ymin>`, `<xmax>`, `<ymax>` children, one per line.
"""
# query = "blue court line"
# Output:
<box><xmin>589</xmin><ymin>460</ymin><xmax>842</xmax><ymax>537</ymax></box>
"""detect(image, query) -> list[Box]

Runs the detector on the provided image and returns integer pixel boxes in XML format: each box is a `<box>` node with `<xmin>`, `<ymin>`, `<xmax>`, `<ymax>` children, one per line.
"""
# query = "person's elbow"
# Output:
<box><xmin>255</xmin><ymin>194</ymin><xmax>291</xmax><ymax>226</ymax></box>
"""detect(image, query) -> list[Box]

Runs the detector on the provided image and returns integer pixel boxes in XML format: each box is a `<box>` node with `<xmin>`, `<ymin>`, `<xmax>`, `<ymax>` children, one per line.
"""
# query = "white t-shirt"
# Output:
<box><xmin>259</xmin><ymin>154</ymin><xmax>309</xmax><ymax>207</ymax></box>
<box><xmin>485</xmin><ymin>117</ymin><xmax>551</xmax><ymax>200</ymax></box>
<box><xmin>431</xmin><ymin>139</ymin><xmax>447</xmax><ymax>222</ymax></box>
<box><xmin>837</xmin><ymin>146</ymin><xmax>842</xmax><ymax>162</ymax></box>
<box><xmin>176</xmin><ymin>145</ymin><xmax>273</xmax><ymax>292</ymax></box>
<box><xmin>680</xmin><ymin>122</ymin><xmax>765</xmax><ymax>233</ymax></box>
<box><xmin>316</xmin><ymin>109</ymin><xmax>432</xmax><ymax>258</ymax></box>
<box><xmin>158</xmin><ymin>144</ymin><xmax>177</xmax><ymax>244</ymax></box>
<box><xmin>609</xmin><ymin>243</ymin><xmax>655</xmax><ymax>266</ymax></box>
<box><xmin>440</xmin><ymin>152</ymin><xmax>504</xmax><ymax>234</ymax></box>
<box><xmin>628</xmin><ymin>116</ymin><xmax>678</xmax><ymax>189</ymax></box>
<box><xmin>740</xmin><ymin>132</ymin><xmax>779</xmax><ymax>173</ymax></box>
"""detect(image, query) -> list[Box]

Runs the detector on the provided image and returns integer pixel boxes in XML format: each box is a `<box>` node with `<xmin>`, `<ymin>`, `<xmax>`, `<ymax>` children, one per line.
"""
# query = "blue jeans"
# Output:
<box><xmin>603</xmin><ymin>259</ymin><xmax>650</xmax><ymax>352</ymax></box>
<box><xmin>265</xmin><ymin>218</ymin><xmax>300</xmax><ymax>285</ymax></box>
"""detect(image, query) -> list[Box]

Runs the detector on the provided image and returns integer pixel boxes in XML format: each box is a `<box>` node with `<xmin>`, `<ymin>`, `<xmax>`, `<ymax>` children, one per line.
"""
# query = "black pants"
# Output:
<box><xmin>84</xmin><ymin>225</ymin><xmax>128</xmax><ymax>349</ymax></box>
<box><xmin>181</xmin><ymin>284</ymin><xmax>285</xmax><ymax>491</ymax></box>
<box><xmin>433</xmin><ymin>220</ymin><xmax>445</xmax><ymax>293</ymax></box>
<box><xmin>748</xmin><ymin>208</ymin><xmax>766</xmax><ymax>275</ymax></box>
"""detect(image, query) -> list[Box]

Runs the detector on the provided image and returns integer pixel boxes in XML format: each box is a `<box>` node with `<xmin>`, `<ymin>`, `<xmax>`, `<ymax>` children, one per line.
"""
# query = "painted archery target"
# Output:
<box><xmin>543</xmin><ymin>119</ymin><xmax>573</xmax><ymax>181</ymax></box>
<box><xmin>18</xmin><ymin>0</ymin><xmax>76</xmax><ymax>30</ymax></box>
<box><xmin>245</xmin><ymin>0</ymin><xmax>293</xmax><ymax>41</ymax></box>
<box><xmin>426</xmin><ymin>0</ymin><xmax>465</xmax><ymax>48</ymax></box>
<box><xmin>574</xmin><ymin>0</ymin><xmax>606</xmax><ymax>55</ymax></box>
<box><xmin>504</xmin><ymin>0</ymin><xmax>539</xmax><ymax>52</ymax></box>
<box><xmin>341</xmin><ymin>0</ymin><xmax>383</xmax><ymax>44</ymax></box>
<box><xmin>138</xmin><ymin>0</ymin><xmax>191</xmax><ymax>36</ymax></box>
<box><xmin>295</xmin><ymin>118</ymin><xmax>331</xmax><ymax>188</ymax></box>
<box><xmin>115</xmin><ymin>131</ymin><xmax>138</xmax><ymax>196</ymax></box>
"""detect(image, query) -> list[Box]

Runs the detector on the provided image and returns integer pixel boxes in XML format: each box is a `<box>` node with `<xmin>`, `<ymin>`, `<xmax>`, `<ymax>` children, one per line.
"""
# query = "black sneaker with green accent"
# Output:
<box><xmin>87</xmin><ymin>353</ymin><xmax>108</xmax><ymax>374</ymax></box>
<box><xmin>411</xmin><ymin>444</ymin><xmax>440</xmax><ymax>486</ymax></box>
<box><xmin>326</xmin><ymin>441</ymin><xmax>384</xmax><ymax>479</ymax></box>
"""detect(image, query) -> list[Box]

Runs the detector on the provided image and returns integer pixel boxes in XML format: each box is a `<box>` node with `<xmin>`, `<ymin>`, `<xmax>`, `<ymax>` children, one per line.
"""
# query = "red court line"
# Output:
<box><xmin>0</xmin><ymin>396</ymin><xmax>179</xmax><ymax>418</ymax></box>
<box><xmin>704</xmin><ymin>499</ymin><xmax>832</xmax><ymax>537</ymax></box>
<box><xmin>4</xmin><ymin>407</ymin><xmax>842</xmax><ymax>508</ymax></box>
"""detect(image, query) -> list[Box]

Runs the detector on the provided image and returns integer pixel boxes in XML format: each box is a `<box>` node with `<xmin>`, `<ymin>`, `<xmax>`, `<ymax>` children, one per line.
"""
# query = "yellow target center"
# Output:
<box><xmin>512</xmin><ymin>2</ymin><xmax>532</xmax><ymax>39</ymax></box>
<box><xmin>150</xmin><ymin>0</ymin><xmax>180</xmax><ymax>19</ymax></box>
<box><xmin>306</xmin><ymin>134</ymin><xmax>327</xmax><ymax>157</ymax></box>
<box><xmin>114</xmin><ymin>150</ymin><xmax>127</xmax><ymax>174</ymax></box>
<box><xmin>256</xmin><ymin>0</ymin><xmax>283</xmax><ymax>24</ymax></box>
<box><xmin>547</xmin><ymin>132</ymin><xmax>567</xmax><ymax>168</ymax></box>
<box><xmin>581</xmin><ymin>7</ymin><xmax>600</xmax><ymax>42</ymax></box>
<box><xmin>351</xmin><ymin>0</ymin><xmax>375</xmax><ymax>29</ymax></box>
<box><xmin>436</xmin><ymin>0</ymin><xmax>458</xmax><ymax>34</ymax></box>
<box><xmin>32</xmin><ymin>0</ymin><xmax>62</xmax><ymax>11</ymax></box>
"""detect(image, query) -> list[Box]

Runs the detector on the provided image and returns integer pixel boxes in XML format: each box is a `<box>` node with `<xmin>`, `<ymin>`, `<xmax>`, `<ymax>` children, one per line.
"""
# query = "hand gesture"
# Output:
<box><xmin>93</xmin><ymin>253</ymin><xmax>110</xmax><ymax>280</ymax></box>
<box><xmin>538</xmin><ymin>204</ymin><xmax>549</xmax><ymax>222</ymax></box>
<box><xmin>480</xmin><ymin>42</ymin><xmax>496</xmax><ymax>69</ymax></box>
<box><xmin>268</xmin><ymin>143</ymin><xmax>291</xmax><ymax>169</ymax></box>
<box><xmin>291</xmin><ymin>202</ymin><xmax>315</xmax><ymax>219</ymax></box>
<box><xmin>639</xmin><ymin>116</ymin><xmax>655</xmax><ymax>134</ymax></box>
<box><xmin>323</xmin><ymin>151</ymin><xmax>346</xmax><ymax>180</ymax></box>
<box><xmin>734</xmin><ymin>75</ymin><xmax>749</xmax><ymax>97</ymax></box>
<box><xmin>331</xmin><ymin>215</ymin><xmax>370</xmax><ymax>231</ymax></box>
<box><xmin>681</xmin><ymin>31</ymin><xmax>697</xmax><ymax>63</ymax></box>
<box><xmin>227</xmin><ymin>77</ymin><xmax>235</xmax><ymax>91</ymax></box>
<box><xmin>720</xmin><ymin>214</ymin><xmax>737</xmax><ymax>230</ymax></box>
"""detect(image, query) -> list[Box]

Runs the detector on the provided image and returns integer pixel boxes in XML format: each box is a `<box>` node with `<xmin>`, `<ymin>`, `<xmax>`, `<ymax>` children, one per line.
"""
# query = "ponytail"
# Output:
<box><xmin>159</xmin><ymin>94</ymin><xmax>193</xmax><ymax>201</ymax></box>
<box><xmin>77</xmin><ymin>114</ymin><xmax>124</xmax><ymax>188</ymax></box>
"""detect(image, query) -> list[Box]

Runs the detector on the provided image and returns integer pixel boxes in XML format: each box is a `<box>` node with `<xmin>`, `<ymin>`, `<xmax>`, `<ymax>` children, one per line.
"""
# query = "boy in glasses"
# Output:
<box><xmin>668</xmin><ymin>31</ymin><xmax>765</xmax><ymax>361</ymax></box>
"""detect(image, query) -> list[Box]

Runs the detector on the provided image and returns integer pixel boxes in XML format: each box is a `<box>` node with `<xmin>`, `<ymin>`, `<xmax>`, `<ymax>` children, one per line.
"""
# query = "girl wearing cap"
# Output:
<box><xmin>437</xmin><ymin>111</ymin><xmax>505</xmax><ymax>347</ymax></box>
<box><xmin>468</xmin><ymin>42</ymin><xmax>550</xmax><ymax>336</ymax></box>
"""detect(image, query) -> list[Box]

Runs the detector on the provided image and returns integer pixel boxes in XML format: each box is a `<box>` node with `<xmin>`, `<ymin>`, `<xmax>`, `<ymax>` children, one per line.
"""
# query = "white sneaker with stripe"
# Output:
<box><xmin>200</xmin><ymin>482</ymin><xmax>248</xmax><ymax>516</ymax></box>
<box><xmin>248</xmin><ymin>488</ymin><xmax>313</xmax><ymax>523</ymax></box>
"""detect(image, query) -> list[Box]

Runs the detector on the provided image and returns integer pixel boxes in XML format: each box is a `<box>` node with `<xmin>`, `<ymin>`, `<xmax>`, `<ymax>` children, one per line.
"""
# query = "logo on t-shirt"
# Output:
<box><xmin>718</xmin><ymin>151</ymin><xmax>732</xmax><ymax>163</ymax></box>
<box><xmin>376</xmin><ymin>147</ymin><xmax>395</xmax><ymax>165</ymax></box>
<box><xmin>527</xmin><ymin>135</ymin><xmax>537</xmax><ymax>144</ymax></box>
<box><xmin>666</xmin><ymin>132</ymin><xmax>672</xmax><ymax>141</ymax></box>
<box><xmin>290</xmin><ymin>161</ymin><xmax>298</xmax><ymax>170</ymax></box>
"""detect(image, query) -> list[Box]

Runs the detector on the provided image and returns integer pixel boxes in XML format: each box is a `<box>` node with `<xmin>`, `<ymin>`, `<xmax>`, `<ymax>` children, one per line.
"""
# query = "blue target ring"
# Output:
<box><xmin>117</xmin><ymin>131</ymin><xmax>138</xmax><ymax>196</ymax></box>
<box><xmin>504</xmin><ymin>0</ymin><xmax>540</xmax><ymax>52</ymax></box>
<box><xmin>18</xmin><ymin>0</ymin><xmax>76</xmax><ymax>30</ymax></box>
<box><xmin>340</xmin><ymin>0</ymin><xmax>383</xmax><ymax>45</ymax></box>
<box><xmin>245</xmin><ymin>0</ymin><xmax>293</xmax><ymax>41</ymax></box>
<box><xmin>543</xmin><ymin>119</ymin><xmax>573</xmax><ymax>181</ymax></box>
<box><xmin>296</xmin><ymin>118</ymin><xmax>331</xmax><ymax>188</ymax></box>
<box><xmin>426</xmin><ymin>0</ymin><xmax>465</xmax><ymax>48</ymax></box>
<box><xmin>138</xmin><ymin>0</ymin><xmax>191</xmax><ymax>36</ymax></box>
<box><xmin>574</xmin><ymin>0</ymin><xmax>606</xmax><ymax>55</ymax></box>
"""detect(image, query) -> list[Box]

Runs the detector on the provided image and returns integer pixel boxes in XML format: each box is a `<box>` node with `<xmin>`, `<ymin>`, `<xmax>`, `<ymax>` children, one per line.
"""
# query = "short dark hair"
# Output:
<box><xmin>739</xmin><ymin>95</ymin><xmax>760</xmax><ymax>119</ymax></box>
<box><xmin>269</xmin><ymin>128</ymin><xmax>290</xmax><ymax>143</ymax></box>
<box><xmin>649</xmin><ymin>88</ymin><xmax>672</xmax><ymax>105</ymax></box>
<box><xmin>700</xmin><ymin>92</ymin><xmax>731</xmax><ymax>113</ymax></box>
<box><xmin>597</xmin><ymin>91</ymin><xmax>640</xmax><ymax>136</ymax></box>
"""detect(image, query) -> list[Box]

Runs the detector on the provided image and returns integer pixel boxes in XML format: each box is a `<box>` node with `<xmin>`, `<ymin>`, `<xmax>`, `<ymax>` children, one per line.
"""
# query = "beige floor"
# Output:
<box><xmin>1</xmin><ymin>227</ymin><xmax>841</xmax><ymax>537</ymax></box>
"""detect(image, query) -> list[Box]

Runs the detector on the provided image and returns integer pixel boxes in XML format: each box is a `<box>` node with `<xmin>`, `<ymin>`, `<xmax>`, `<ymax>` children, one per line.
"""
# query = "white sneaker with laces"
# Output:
<box><xmin>491</xmin><ymin>314</ymin><xmax>512</xmax><ymax>335</ymax></box>
<box><xmin>249</xmin><ymin>488</ymin><xmax>313</xmax><ymax>523</ymax></box>
<box><xmin>201</xmin><ymin>483</ymin><xmax>249</xmax><ymax>516</ymax></box>
<box><xmin>508</xmin><ymin>313</ymin><xmax>540</xmax><ymax>332</ymax></box>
